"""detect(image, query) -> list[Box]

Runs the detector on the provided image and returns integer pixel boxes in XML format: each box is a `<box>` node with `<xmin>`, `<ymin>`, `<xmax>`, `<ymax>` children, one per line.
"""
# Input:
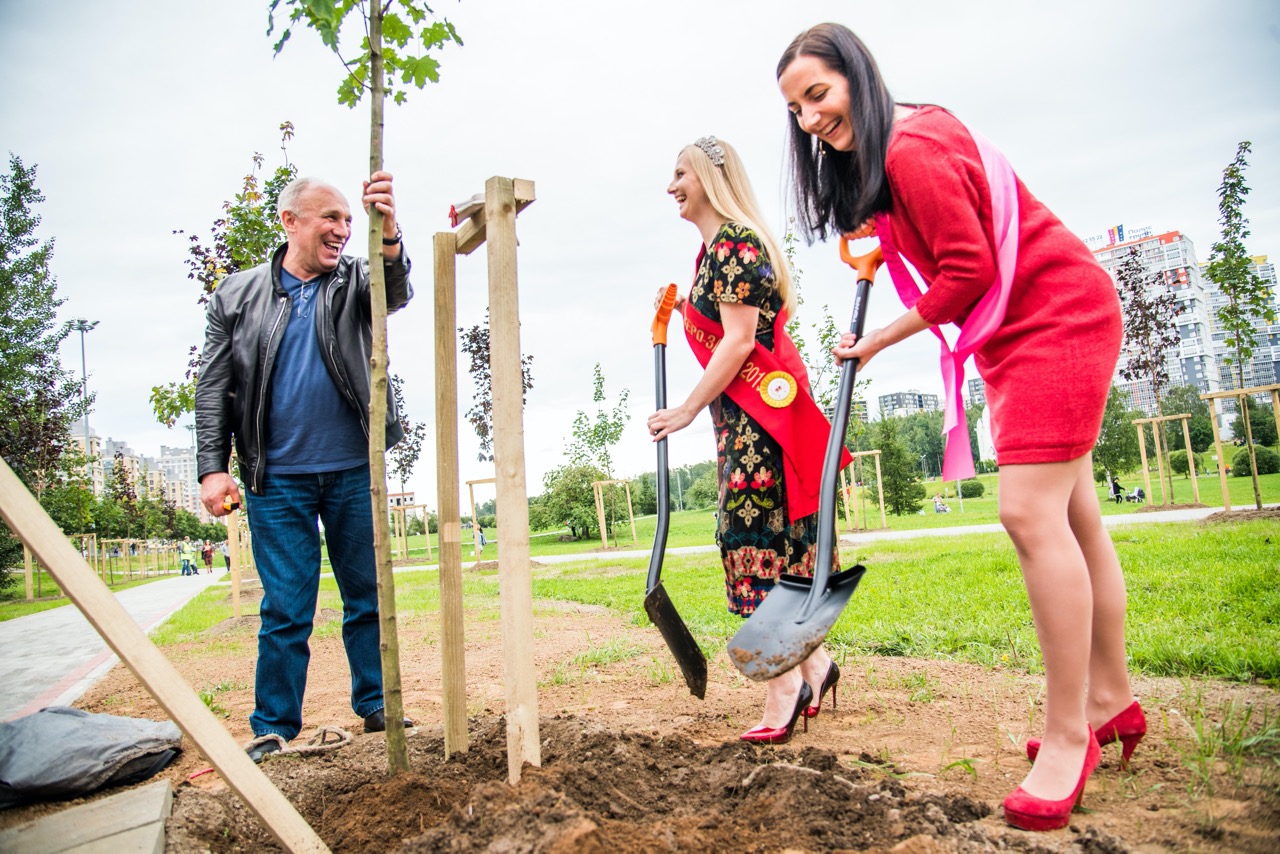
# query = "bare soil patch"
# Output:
<box><xmin>1203</xmin><ymin>507</ymin><xmax>1280</xmax><ymax>523</ymax></box>
<box><xmin>4</xmin><ymin>581</ymin><xmax>1277</xmax><ymax>852</ymax></box>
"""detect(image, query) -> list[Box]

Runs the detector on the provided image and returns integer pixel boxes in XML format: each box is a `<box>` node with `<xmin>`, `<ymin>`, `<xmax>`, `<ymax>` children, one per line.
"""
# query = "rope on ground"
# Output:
<box><xmin>740</xmin><ymin>761</ymin><xmax>822</xmax><ymax>790</ymax></box>
<box><xmin>244</xmin><ymin>725</ymin><xmax>353</xmax><ymax>758</ymax></box>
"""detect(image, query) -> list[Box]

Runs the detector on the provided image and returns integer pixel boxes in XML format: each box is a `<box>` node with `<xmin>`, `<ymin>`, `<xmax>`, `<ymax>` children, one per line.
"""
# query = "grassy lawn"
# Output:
<box><xmin>0</xmin><ymin>568</ymin><xmax>188</xmax><ymax>622</ymax></box>
<box><xmin>361</xmin><ymin>471</ymin><xmax>1279</xmax><ymax>564</ymax></box>
<box><xmin>526</xmin><ymin>519</ymin><xmax>1280</xmax><ymax>685</ymax></box>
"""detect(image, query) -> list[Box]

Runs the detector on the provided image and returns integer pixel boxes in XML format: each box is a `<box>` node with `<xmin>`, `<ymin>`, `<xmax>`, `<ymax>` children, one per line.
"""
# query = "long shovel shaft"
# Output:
<box><xmin>646</xmin><ymin>343</ymin><xmax>669</xmax><ymax>593</ymax></box>
<box><xmin>798</xmin><ymin>277</ymin><xmax>871</xmax><ymax>622</ymax></box>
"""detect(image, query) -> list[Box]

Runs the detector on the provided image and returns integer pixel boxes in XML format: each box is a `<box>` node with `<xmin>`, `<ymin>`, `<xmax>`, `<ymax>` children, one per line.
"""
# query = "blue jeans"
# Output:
<box><xmin>245</xmin><ymin>464</ymin><xmax>383</xmax><ymax>739</ymax></box>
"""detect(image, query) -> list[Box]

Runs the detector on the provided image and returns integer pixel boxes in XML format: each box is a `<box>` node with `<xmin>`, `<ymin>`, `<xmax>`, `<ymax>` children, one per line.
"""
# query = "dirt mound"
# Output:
<box><xmin>1203</xmin><ymin>507</ymin><xmax>1280</xmax><ymax>523</ymax></box>
<box><xmin>165</xmin><ymin>716</ymin><xmax>1104</xmax><ymax>853</ymax></box>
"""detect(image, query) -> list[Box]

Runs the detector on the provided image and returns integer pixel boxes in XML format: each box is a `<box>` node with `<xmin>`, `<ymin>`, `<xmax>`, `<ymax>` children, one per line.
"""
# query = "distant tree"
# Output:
<box><xmin>1230</xmin><ymin>397</ymin><xmax>1277</xmax><ymax>449</ymax></box>
<box><xmin>1160</xmin><ymin>384</ymin><xmax>1215</xmax><ymax>453</ymax></box>
<box><xmin>103</xmin><ymin>453</ymin><xmax>142</xmax><ymax>540</ymax></box>
<box><xmin>1206</xmin><ymin>141</ymin><xmax>1274</xmax><ymax>509</ymax></box>
<box><xmin>567</xmin><ymin>364</ymin><xmax>630</xmax><ymax>542</ymax></box>
<box><xmin>683</xmin><ymin>468</ymin><xmax>719</xmax><ymax>510</ymax></box>
<box><xmin>1092</xmin><ymin>386</ymin><xmax>1143</xmax><ymax>481</ymax></box>
<box><xmin>387</xmin><ymin>373</ymin><xmax>428</xmax><ymax>495</ymax></box>
<box><xmin>459</xmin><ymin>308</ymin><xmax>534</xmax><ymax>461</ymax></box>
<box><xmin>897</xmin><ymin>410</ymin><xmax>946</xmax><ymax>479</ymax></box>
<box><xmin>538</xmin><ymin>463</ymin><xmax>606</xmax><ymax>541</ymax></box>
<box><xmin>1231</xmin><ymin>445</ymin><xmax>1279</xmax><ymax>478</ymax></box>
<box><xmin>870</xmin><ymin>418</ymin><xmax>924</xmax><ymax>515</ymax></box>
<box><xmin>629</xmin><ymin>472</ymin><xmax>657</xmax><ymax>517</ymax></box>
<box><xmin>0</xmin><ymin>154</ymin><xmax>91</xmax><ymax>587</ymax></box>
<box><xmin>151</xmin><ymin>123</ymin><xmax>297</xmax><ymax>428</ymax></box>
<box><xmin>1168</xmin><ymin>450</ymin><xmax>1203</xmax><ymax>478</ymax></box>
<box><xmin>1115</xmin><ymin>245</ymin><xmax>1180</xmax><ymax>499</ymax></box>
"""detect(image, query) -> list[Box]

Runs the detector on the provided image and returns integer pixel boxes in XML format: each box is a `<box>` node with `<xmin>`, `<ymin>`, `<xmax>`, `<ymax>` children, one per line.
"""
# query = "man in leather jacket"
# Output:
<box><xmin>196</xmin><ymin>171</ymin><xmax>412</xmax><ymax>760</ymax></box>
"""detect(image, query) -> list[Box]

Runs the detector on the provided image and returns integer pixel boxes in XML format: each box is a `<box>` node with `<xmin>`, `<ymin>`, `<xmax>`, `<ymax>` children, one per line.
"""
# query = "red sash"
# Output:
<box><xmin>683</xmin><ymin>299</ymin><xmax>851</xmax><ymax>524</ymax></box>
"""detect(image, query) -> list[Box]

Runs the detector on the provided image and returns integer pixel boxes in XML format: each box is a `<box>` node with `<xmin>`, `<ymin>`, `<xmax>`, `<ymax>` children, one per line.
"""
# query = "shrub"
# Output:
<box><xmin>1168</xmin><ymin>449</ymin><xmax>1202</xmax><ymax>477</ymax></box>
<box><xmin>1231</xmin><ymin>446</ymin><xmax>1280</xmax><ymax>477</ymax></box>
<box><xmin>959</xmin><ymin>478</ymin><xmax>985</xmax><ymax>498</ymax></box>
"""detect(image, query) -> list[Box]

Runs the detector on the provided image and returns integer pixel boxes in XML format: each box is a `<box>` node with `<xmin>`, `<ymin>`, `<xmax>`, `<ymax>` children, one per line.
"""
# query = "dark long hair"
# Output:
<box><xmin>777</xmin><ymin>23</ymin><xmax>896</xmax><ymax>242</ymax></box>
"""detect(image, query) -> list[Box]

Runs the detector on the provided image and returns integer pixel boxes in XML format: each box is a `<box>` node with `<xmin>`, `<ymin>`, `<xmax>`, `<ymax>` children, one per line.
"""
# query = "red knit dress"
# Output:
<box><xmin>884</xmin><ymin>106</ymin><xmax>1122</xmax><ymax>465</ymax></box>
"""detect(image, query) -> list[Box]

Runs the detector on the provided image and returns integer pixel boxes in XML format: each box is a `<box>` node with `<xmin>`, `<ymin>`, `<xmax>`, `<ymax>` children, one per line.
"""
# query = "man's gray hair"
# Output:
<box><xmin>277</xmin><ymin>176</ymin><xmax>341</xmax><ymax>215</ymax></box>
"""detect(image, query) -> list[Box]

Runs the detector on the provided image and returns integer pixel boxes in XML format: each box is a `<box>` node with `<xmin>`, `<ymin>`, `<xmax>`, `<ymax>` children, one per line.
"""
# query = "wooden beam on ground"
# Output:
<box><xmin>485</xmin><ymin>175</ymin><xmax>541</xmax><ymax>783</ymax></box>
<box><xmin>434</xmin><ymin>230</ymin><xmax>468</xmax><ymax>758</ymax></box>
<box><xmin>0</xmin><ymin>458</ymin><xmax>329</xmax><ymax>854</ymax></box>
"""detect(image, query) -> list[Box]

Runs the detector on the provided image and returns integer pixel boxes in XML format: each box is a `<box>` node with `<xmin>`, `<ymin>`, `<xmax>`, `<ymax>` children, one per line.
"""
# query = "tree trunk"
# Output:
<box><xmin>366</xmin><ymin>1</ymin><xmax>409</xmax><ymax>775</ymax></box>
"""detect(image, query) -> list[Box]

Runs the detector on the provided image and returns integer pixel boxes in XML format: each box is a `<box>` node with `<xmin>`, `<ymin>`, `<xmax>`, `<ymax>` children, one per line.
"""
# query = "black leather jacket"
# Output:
<box><xmin>195</xmin><ymin>242</ymin><xmax>412</xmax><ymax>494</ymax></box>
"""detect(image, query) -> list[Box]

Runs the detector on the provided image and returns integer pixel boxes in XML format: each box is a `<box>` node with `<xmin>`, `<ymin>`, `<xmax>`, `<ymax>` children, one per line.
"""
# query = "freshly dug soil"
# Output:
<box><xmin>4</xmin><ymin>574</ymin><xmax>1278</xmax><ymax>852</ymax></box>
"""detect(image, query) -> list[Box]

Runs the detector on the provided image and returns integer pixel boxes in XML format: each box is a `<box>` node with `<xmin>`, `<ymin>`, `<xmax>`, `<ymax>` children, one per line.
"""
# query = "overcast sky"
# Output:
<box><xmin>2</xmin><ymin>1</ymin><xmax>1278</xmax><ymax>512</ymax></box>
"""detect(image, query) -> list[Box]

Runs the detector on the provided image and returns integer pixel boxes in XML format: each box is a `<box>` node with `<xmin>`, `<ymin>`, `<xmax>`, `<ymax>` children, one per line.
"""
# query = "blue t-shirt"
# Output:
<box><xmin>264</xmin><ymin>270</ymin><xmax>368</xmax><ymax>474</ymax></box>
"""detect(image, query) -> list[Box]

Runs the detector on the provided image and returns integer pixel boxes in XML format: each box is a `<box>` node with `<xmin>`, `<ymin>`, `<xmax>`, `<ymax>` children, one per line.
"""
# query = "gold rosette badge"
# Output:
<box><xmin>760</xmin><ymin>371</ymin><xmax>798</xmax><ymax>408</ymax></box>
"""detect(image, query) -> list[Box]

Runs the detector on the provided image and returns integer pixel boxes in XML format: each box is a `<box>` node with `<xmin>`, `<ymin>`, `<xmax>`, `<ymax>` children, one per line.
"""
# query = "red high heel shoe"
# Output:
<box><xmin>1026</xmin><ymin>701</ymin><xmax>1146</xmax><ymax>767</ymax></box>
<box><xmin>803</xmin><ymin>661</ymin><xmax>840</xmax><ymax>718</ymax></box>
<box><xmin>740</xmin><ymin>682</ymin><xmax>813</xmax><ymax>745</ymax></box>
<box><xmin>1004</xmin><ymin>728</ymin><xmax>1101</xmax><ymax>832</ymax></box>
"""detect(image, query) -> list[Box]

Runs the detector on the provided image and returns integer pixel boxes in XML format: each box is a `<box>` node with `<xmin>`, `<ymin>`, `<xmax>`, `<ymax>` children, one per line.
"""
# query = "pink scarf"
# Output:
<box><xmin>873</xmin><ymin>122</ymin><xmax>1019</xmax><ymax>481</ymax></box>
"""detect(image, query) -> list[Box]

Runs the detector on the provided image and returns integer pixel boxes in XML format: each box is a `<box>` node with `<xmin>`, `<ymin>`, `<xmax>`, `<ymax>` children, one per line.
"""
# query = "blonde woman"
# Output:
<box><xmin>648</xmin><ymin>136</ymin><xmax>841</xmax><ymax>743</ymax></box>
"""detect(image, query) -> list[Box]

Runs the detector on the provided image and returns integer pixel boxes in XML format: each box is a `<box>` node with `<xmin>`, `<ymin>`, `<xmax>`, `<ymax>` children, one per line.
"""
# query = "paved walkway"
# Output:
<box><xmin>2</xmin><ymin>502</ymin><xmax>1270</xmax><ymax>722</ymax></box>
<box><xmin>1</xmin><ymin>570</ymin><xmax>222</xmax><ymax>722</ymax></box>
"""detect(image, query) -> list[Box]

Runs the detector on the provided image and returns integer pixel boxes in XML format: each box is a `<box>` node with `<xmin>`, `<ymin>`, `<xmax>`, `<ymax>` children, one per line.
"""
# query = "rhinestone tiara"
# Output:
<box><xmin>693</xmin><ymin>136</ymin><xmax>725</xmax><ymax>167</ymax></box>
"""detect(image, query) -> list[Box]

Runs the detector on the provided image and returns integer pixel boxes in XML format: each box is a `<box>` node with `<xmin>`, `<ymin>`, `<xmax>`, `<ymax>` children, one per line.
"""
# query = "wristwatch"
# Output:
<box><xmin>382</xmin><ymin>226</ymin><xmax>403</xmax><ymax>246</ymax></box>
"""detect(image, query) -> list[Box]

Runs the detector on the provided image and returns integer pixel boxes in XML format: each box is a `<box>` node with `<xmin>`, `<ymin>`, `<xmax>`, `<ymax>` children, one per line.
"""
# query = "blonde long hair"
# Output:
<box><xmin>683</xmin><ymin>138</ymin><xmax>796</xmax><ymax>316</ymax></box>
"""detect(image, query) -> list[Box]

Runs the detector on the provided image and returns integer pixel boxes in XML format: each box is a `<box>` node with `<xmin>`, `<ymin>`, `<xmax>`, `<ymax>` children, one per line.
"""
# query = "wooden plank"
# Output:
<box><xmin>433</xmin><ymin>231</ymin><xmax>469</xmax><ymax>758</ymax></box>
<box><xmin>226</xmin><ymin>508</ymin><xmax>242</xmax><ymax>618</ymax></box>
<box><xmin>485</xmin><ymin>176</ymin><xmax>541</xmax><ymax>783</ymax></box>
<box><xmin>1207</xmin><ymin>397</ymin><xmax>1231</xmax><ymax>511</ymax></box>
<box><xmin>624</xmin><ymin>482</ymin><xmax>637</xmax><ymax>545</ymax></box>
<box><xmin>0</xmin><ymin>779</ymin><xmax>171</xmax><ymax>854</ymax></box>
<box><xmin>455</xmin><ymin>179</ymin><xmax>534</xmax><ymax>257</ymax></box>
<box><xmin>1200</xmin><ymin>382</ymin><xmax>1280</xmax><ymax>400</ymax></box>
<box><xmin>1136</xmin><ymin>425</ymin><xmax>1153</xmax><ymax>506</ymax></box>
<box><xmin>1181</xmin><ymin>418</ymin><xmax>1201</xmax><ymax>504</ymax></box>
<box><xmin>0</xmin><ymin>460</ymin><xmax>329</xmax><ymax>854</ymax></box>
<box><xmin>24</xmin><ymin>542</ymin><xmax>33</xmax><ymax>601</ymax></box>
<box><xmin>873</xmin><ymin>454</ymin><xmax>887</xmax><ymax>529</ymax></box>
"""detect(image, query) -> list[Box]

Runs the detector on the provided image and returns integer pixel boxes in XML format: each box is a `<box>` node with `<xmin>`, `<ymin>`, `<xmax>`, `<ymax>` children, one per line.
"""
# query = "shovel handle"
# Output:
<box><xmin>840</xmin><ymin>238</ymin><xmax>883</xmax><ymax>283</ymax></box>
<box><xmin>798</xmin><ymin>243</ymin><xmax>884</xmax><ymax>624</ymax></box>
<box><xmin>651</xmin><ymin>284</ymin><xmax>679</xmax><ymax>346</ymax></box>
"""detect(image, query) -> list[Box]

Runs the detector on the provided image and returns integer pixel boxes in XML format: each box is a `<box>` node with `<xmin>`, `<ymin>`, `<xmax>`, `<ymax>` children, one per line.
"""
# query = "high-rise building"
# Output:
<box><xmin>879</xmin><ymin>390</ymin><xmax>940</xmax><ymax>420</ymax></box>
<box><xmin>1092</xmin><ymin>230</ymin><xmax>1221</xmax><ymax>417</ymax></box>
<box><xmin>823</xmin><ymin>398</ymin><xmax>870</xmax><ymax>425</ymax></box>
<box><xmin>1201</xmin><ymin>255</ymin><xmax>1280</xmax><ymax>419</ymax></box>
<box><xmin>966</xmin><ymin>378</ymin><xmax>986</xmax><ymax>408</ymax></box>
<box><xmin>70</xmin><ymin>419</ymin><xmax>105</xmax><ymax>496</ymax></box>
<box><xmin>159</xmin><ymin>444</ymin><xmax>204</xmax><ymax>519</ymax></box>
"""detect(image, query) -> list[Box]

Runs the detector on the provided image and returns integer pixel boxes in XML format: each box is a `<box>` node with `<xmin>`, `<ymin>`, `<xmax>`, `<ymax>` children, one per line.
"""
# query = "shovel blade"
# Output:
<box><xmin>726</xmin><ymin>565</ymin><xmax>867</xmax><ymax>681</ymax></box>
<box><xmin>643</xmin><ymin>582</ymin><xmax>708</xmax><ymax>699</ymax></box>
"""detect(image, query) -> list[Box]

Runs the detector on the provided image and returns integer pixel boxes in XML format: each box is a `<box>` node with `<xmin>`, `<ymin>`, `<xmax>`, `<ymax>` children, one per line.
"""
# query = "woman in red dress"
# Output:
<box><xmin>777</xmin><ymin>23</ymin><xmax>1143</xmax><ymax>831</ymax></box>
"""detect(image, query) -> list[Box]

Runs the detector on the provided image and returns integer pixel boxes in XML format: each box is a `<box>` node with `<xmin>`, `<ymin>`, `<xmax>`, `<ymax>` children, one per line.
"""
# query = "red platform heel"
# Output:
<box><xmin>1004</xmin><ymin>728</ymin><xmax>1101</xmax><ymax>832</ymax></box>
<box><xmin>803</xmin><ymin>661</ymin><xmax>840</xmax><ymax>719</ymax></box>
<box><xmin>1027</xmin><ymin>701</ymin><xmax>1146</xmax><ymax>767</ymax></box>
<box><xmin>740</xmin><ymin>682</ymin><xmax>813</xmax><ymax>745</ymax></box>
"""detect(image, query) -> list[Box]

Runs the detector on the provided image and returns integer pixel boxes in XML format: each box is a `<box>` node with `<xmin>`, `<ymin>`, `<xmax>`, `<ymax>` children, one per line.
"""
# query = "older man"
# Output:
<box><xmin>196</xmin><ymin>171</ymin><xmax>412</xmax><ymax>761</ymax></box>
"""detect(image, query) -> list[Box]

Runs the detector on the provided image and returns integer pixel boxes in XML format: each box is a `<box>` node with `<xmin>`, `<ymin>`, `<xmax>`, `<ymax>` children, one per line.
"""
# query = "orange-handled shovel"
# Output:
<box><xmin>727</xmin><ymin>243</ymin><xmax>884</xmax><ymax>681</ymax></box>
<box><xmin>644</xmin><ymin>284</ymin><xmax>708</xmax><ymax>698</ymax></box>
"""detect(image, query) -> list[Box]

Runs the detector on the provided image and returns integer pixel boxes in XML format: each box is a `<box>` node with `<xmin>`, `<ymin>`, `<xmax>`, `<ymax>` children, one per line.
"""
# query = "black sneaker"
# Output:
<box><xmin>362</xmin><ymin>708</ymin><xmax>413</xmax><ymax>733</ymax></box>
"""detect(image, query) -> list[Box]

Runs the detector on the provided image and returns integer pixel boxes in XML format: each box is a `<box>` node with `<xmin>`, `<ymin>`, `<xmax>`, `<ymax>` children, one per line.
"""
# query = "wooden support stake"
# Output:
<box><xmin>24</xmin><ymin>543</ymin><xmax>34</xmax><ymax>601</ymax></box>
<box><xmin>226</xmin><ymin>509</ymin><xmax>242</xmax><ymax>618</ymax></box>
<box><xmin>839</xmin><ymin>468</ymin><xmax>852</xmax><ymax>531</ymax></box>
<box><xmin>624</xmin><ymin>481</ymin><xmax>637</xmax><ymax>545</ymax></box>
<box><xmin>0</xmin><ymin>459</ymin><xmax>329</xmax><ymax>853</ymax></box>
<box><xmin>593</xmin><ymin>482</ymin><xmax>608</xmax><ymax>549</ymax></box>
<box><xmin>434</xmin><ymin>231</ymin><xmax>468</xmax><ymax>757</ymax></box>
<box><xmin>1151</xmin><ymin>424</ymin><xmax>1168</xmax><ymax>505</ymax></box>
<box><xmin>1181</xmin><ymin>418</ymin><xmax>1200</xmax><ymax>504</ymax></box>
<box><xmin>485</xmin><ymin>176</ymin><xmax>540</xmax><ymax>783</ymax></box>
<box><xmin>874</xmin><ymin>454</ymin><xmax>887</xmax><ymax>529</ymax></box>
<box><xmin>1136</xmin><ymin>425</ymin><xmax>1153</xmax><ymax>506</ymax></box>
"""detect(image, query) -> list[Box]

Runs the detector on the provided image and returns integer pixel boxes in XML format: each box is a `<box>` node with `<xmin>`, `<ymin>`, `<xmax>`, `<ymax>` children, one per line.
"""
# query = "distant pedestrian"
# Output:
<box><xmin>178</xmin><ymin>537</ymin><xmax>195</xmax><ymax>576</ymax></box>
<box><xmin>202</xmin><ymin>541</ymin><xmax>214</xmax><ymax>572</ymax></box>
<box><xmin>221</xmin><ymin>541</ymin><xmax>231</xmax><ymax>570</ymax></box>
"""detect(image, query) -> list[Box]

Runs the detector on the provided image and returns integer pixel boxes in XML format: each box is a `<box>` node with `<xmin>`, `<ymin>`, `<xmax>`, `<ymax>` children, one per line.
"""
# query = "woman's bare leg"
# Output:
<box><xmin>755</xmin><ymin>666</ymin><xmax>805</xmax><ymax>729</ymax></box>
<box><xmin>1066</xmin><ymin>453</ymin><xmax>1136</xmax><ymax>724</ymax></box>
<box><xmin>999</xmin><ymin>457</ymin><xmax>1094</xmax><ymax>800</ymax></box>
<box><xmin>799</xmin><ymin>645</ymin><xmax>835</xmax><ymax>713</ymax></box>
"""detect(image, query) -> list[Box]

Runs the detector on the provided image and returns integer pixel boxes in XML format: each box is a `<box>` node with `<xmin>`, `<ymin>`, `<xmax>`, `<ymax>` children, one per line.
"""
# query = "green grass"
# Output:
<box><xmin>0</xmin><ymin>571</ymin><xmax>185</xmax><ymax>622</ymax></box>
<box><xmin>531</xmin><ymin>519</ymin><xmax>1280</xmax><ymax>684</ymax></box>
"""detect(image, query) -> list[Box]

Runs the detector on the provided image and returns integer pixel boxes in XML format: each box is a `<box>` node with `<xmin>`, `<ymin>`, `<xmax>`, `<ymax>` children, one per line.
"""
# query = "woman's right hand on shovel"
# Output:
<box><xmin>655</xmin><ymin>287</ymin><xmax>686</xmax><ymax>315</ymax></box>
<box><xmin>833</xmin><ymin>328</ymin><xmax>887</xmax><ymax>369</ymax></box>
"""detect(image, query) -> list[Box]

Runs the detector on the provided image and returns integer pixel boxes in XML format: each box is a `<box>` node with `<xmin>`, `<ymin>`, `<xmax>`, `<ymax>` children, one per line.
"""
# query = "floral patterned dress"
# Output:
<box><xmin>689</xmin><ymin>222</ymin><xmax>823</xmax><ymax>616</ymax></box>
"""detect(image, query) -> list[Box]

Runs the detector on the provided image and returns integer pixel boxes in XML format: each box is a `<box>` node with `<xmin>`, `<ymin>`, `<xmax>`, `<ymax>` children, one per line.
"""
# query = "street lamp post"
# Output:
<box><xmin>72</xmin><ymin>319</ymin><xmax>99</xmax><ymax>487</ymax></box>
